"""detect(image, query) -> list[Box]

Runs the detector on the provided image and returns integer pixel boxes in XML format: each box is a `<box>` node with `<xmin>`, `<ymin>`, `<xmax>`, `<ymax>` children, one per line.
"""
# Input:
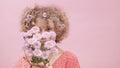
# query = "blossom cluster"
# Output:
<box><xmin>21</xmin><ymin>26</ymin><xmax>58</xmax><ymax>67</ymax></box>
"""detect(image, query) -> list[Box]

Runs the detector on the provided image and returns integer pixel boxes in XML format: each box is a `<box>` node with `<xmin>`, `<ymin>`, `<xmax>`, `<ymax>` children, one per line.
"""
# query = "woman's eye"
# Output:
<box><xmin>46</xmin><ymin>28</ymin><xmax>51</xmax><ymax>31</ymax></box>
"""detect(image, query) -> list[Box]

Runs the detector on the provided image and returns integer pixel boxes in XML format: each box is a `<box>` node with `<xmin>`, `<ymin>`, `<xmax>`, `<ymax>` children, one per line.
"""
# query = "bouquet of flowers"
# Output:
<box><xmin>21</xmin><ymin>26</ymin><xmax>58</xmax><ymax>68</ymax></box>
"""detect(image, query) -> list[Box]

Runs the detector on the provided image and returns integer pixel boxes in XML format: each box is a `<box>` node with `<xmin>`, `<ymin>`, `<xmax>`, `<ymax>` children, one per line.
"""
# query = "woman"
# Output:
<box><xmin>14</xmin><ymin>5</ymin><xmax>80</xmax><ymax>68</ymax></box>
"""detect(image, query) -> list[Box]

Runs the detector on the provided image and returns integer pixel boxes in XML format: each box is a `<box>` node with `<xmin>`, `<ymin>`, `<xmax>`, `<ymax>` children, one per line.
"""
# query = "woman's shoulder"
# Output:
<box><xmin>61</xmin><ymin>51</ymin><xmax>80</xmax><ymax>68</ymax></box>
<box><xmin>62</xmin><ymin>51</ymin><xmax>79</xmax><ymax>60</ymax></box>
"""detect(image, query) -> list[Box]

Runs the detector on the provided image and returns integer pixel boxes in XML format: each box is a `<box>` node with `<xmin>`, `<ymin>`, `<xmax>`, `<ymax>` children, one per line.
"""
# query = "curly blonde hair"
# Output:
<box><xmin>21</xmin><ymin>5</ymin><xmax>69</xmax><ymax>43</ymax></box>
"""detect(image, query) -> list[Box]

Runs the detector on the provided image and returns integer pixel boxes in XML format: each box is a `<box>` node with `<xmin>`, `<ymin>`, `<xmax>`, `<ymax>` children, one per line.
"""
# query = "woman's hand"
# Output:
<box><xmin>32</xmin><ymin>65</ymin><xmax>47</xmax><ymax>68</ymax></box>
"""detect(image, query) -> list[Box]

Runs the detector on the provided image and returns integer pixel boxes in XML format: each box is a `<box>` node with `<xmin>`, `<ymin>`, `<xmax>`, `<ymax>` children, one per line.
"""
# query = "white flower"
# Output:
<box><xmin>21</xmin><ymin>31</ymin><xmax>32</xmax><ymax>37</ymax></box>
<box><xmin>24</xmin><ymin>38</ymin><xmax>29</xmax><ymax>42</ymax></box>
<box><xmin>25</xmin><ymin>49</ymin><xmax>33</xmax><ymax>57</ymax></box>
<box><xmin>49</xmin><ymin>31</ymin><xmax>56</xmax><ymax>37</ymax></box>
<box><xmin>42</xmin><ymin>31</ymin><xmax>51</xmax><ymax>39</ymax></box>
<box><xmin>42</xmin><ymin>51</ymin><xmax>50</xmax><ymax>59</ymax></box>
<box><xmin>49</xmin><ymin>31</ymin><xmax>56</xmax><ymax>40</ymax></box>
<box><xmin>42</xmin><ymin>12</ymin><xmax>47</xmax><ymax>18</ymax></box>
<box><xmin>50</xmin><ymin>47</ymin><xmax>58</xmax><ymax>54</ymax></box>
<box><xmin>30</xmin><ymin>26</ymin><xmax>40</xmax><ymax>33</ymax></box>
<box><xmin>27</xmin><ymin>30</ymin><xmax>33</xmax><ymax>36</ymax></box>
<box><xmin>22</xmin><ymin>42</ymin><xmax>29</xmax><ymax>50</ymax></box>
<box><xmin>44</xmin><ymin>40</ymin><xmax>56</xmax><ymax>49</ymax></box>
<box><xmin>27</xmin><ymin>38</ymin><xmax>37</xmax><ymax>44</ymax></box>
<box><xmin>33</xmin><ymin>33</ymin><xmax>42</xmax><ymax>40</ymax></box>
<box><xmin>21</xmin><ymin>32</ymin><xmax>28</xmax><ymax>37</ymax></box>
<box><xmin>33</xmin><ymin>49</ymin><xmax>42</xmax><ymax>57</ymax></box>
<box><xmin>33</xmin><ymin>41</ymin><xmax>41</xmax><ymax>49</ymax></box>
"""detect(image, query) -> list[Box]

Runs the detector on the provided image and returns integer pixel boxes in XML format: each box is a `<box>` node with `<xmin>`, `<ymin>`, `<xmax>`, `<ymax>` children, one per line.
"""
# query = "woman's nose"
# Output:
<box><xmin>40</xmin><ymin>29</ymin><xmax>45</xmax><ymax>33</ymax></box>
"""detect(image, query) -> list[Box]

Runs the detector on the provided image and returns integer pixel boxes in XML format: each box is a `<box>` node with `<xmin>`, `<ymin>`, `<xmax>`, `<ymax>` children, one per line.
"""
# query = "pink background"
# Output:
<box><xmin>0</xmin><ymin>0</ymin><xmax>120</xmax><ymax>68</ymax></box>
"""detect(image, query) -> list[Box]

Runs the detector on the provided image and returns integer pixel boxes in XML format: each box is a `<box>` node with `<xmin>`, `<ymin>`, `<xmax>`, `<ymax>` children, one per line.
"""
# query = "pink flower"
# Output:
<box><xmin>42</xmin><ymin>31</ymin><xmax>51</xmax><ymax>39</ymax></box>
<box><xmin>42</xmin><ymin>12</ymin><xmax>47</xmax><ymax>18</ymax></box>
<box><xmin>33</xmin><ymin>49</ymin><xmax>42</xmax><ymax>57</ymax></box>
<box><xmin>22</xmin><ymin>42</ymin><xmax>29</xmax><ymax>50</ymax></box>
<box><xmin>27</xmin><ymin>30</ymin><xmax>33</xmax><ymax>36</ymax></box>
<box><xmin>49</xmin><ymin>31</ymin><xmax>56</xmax><ymax>40</ymax></box>
<box><xmin>33</xmin><ymin>41</ymin><xmax>41</xmax><ymax>49</ymax></box>
<box><xmin>25</xmin><ymin>49</ymin><xmax>33</xmax><ymax>57</ymax></box>
<box><xmin>44</xmin><ymin>40</ymin><xmax>56</xmax><ymax>49</ymax></box>
<box><xmin>21</xmin><ymin>32</ymin><xmax>28</xmax><ymax>37</ymax></box>
<box><xmin>33</xmin><ymin>33</ymin><xmax>42</xmax><ymax>40</ymax></box>
<box><xmin>25</xmin><ymin>14</ymin><xmax>33</xmax><ymax>23</ymax></box>
<box><xmin>42</xmin><ymin>51</ymin><xmax>50</xmax><ymax>59</ymax></box>
<box><xmin>30</xmin><ymin>26</ymin><xmax>40</xmax><ymax>34</ymax></box>
<box><xmin>50</xmin><ymin>47</ymin><xmax>58</xmax><ymax>54</ymax></box>
<box><xmin>21</xmin><ymin>31</ymin><xmax>32</xmax><ymax>37</ymax></box>
<box><xmin>27</xmin><ymin>38</ymin><xmax>37</xmax><ymax>44</ymax></box>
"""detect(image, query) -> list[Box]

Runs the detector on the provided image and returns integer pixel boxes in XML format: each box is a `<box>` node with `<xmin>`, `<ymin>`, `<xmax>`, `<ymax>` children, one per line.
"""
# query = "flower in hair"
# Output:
<box><xmin>59</xmin><ymin>24</ymin><xmax>65</xmax><ymax>29</ymax></box>
<box><xmin>42</xmin><ymin>12</ymin><xmax>47</xmax><ymax>18</ymax></box>
<box><xmin>25</xmin><ymin>14</ymin><xmax>33</xmax><ymax>23</ymax></box>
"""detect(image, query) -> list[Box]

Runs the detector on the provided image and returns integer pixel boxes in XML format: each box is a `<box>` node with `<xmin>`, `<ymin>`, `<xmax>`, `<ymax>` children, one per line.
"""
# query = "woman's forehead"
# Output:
<box><xmin>36</xmin><ymin>18</ymin><xmax>55</xmax><ymax>28</ymax></box>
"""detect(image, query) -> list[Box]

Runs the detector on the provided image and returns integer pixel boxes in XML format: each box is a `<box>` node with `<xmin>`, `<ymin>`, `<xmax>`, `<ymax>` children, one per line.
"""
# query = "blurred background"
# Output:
<box><xmin>0</xmin><ymin>0</ymin><xmax>120</xmax><ymax>68</ymax></box>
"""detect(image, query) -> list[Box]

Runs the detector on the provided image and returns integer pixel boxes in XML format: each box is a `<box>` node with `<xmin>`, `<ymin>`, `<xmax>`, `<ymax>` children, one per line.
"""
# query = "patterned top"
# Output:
<box><xmin>14</xmin><ymin>51</ymin><xmax>80</xmax><ymax>68</ymax></box>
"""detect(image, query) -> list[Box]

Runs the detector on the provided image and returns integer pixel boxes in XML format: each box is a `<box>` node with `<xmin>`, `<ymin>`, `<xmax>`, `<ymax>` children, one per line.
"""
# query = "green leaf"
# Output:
<box><xmin>31</xmin><ymin>57</ymin><xmax>43</xmax><ymax>63</ymax></box>
<box><xmin>38</xmin><ymin>58</ymin><xmax>43</xmax><ymax>63</ymax></box>
<box><xmin>41</xmin><ymin>43</ymin><xmax>44</xmax><ymax>47</ymax></box>
<box><xmin>31</xmin><ymin>47</ymin><xmax>35</xmax><ymax>51</ymax></box>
